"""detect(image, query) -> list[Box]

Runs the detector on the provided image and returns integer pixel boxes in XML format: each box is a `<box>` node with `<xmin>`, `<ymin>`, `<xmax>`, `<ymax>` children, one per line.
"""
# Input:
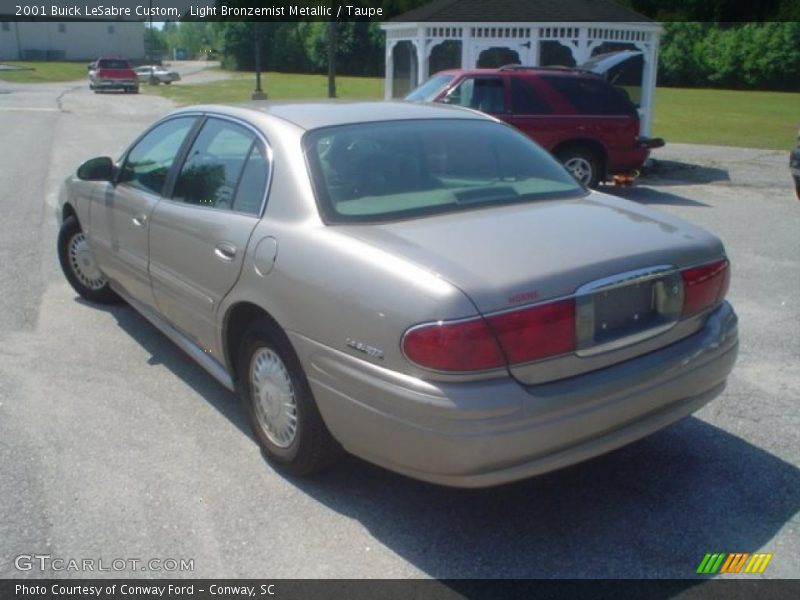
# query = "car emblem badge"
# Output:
<box><xmin>346</xmin><ymin>338</ymin><xmax>384</xmax><ymax>360</ymax></box>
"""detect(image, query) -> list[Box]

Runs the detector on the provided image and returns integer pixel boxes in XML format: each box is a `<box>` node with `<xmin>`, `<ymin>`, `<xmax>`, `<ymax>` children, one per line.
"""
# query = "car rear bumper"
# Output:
<box><xmin>607</xmin><ymin>146</ymin><xmax>651</xmax><ymax>176</ymax></box>
<box><xmin>94</xmin><ymin>79</ymin><xmax>138</xmax><ymax>90</ymax></box>
<box><xmin>292</xmin><ymin>302</ymin><xmax>738</xmax><ymax>487</ymax></box>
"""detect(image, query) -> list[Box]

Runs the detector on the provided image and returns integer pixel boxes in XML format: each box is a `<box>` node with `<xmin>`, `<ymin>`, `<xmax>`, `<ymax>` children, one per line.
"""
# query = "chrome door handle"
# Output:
<box><xmin>132</xmin><ymin>214</ymin><xmax>147</xmax><ymax>227</ymax></box>
<box><xmin>214</xmin><ymin>242</ymin><xmax>237</xmax><ymax>262</ymax></box>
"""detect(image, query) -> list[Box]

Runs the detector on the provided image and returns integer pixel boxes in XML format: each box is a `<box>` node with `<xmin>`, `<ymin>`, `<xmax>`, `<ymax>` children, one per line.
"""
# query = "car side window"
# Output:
<box><xmin>172</xmin><ymin>118</ymin><xmax>256</xmax><ymax>210</ymax></box>
<box><xmin>119</xmin><ymin>117</ymin><xmax>195</xmax><ymax>195</ymax></box>
<box><xmin>510</xmin><ymin>77</ymin><xmax>552</xmax><ymax>115</ymax></box>
<box><xmin>232</xmin><ymin>144</ymin><xmax>270</xmax><ymax>215</ymax></box>
<box><xmin>446</xmin><ymin>77</ymin><xmax>506</xmax><ymax>114</ymax></box>
<box><xmin>541</xmin><ymin>75</ymin><xmax>635</xmax><ymax>115</ymax></box>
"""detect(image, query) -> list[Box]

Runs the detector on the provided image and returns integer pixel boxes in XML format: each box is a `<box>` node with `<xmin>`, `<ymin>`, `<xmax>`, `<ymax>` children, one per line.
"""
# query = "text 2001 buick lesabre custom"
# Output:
<box><xmin>57</xmin><ymin>102</ymin><xmax>738</xmax><ymax>487</ymax></box>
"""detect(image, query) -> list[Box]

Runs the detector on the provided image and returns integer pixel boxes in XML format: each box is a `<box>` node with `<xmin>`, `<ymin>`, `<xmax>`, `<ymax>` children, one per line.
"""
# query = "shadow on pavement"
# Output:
<box><xmin>641</xmin><ymin>159</ymin><xmax>731</xmax><ymax>187</ymax></box>
<box><xmin>78</xmin><ymin>301</ymin><xmax>799</xmax><ymax>581</ymax></box>
<box><xmin>287</xmin><ymin>417</ymin><xmax>799</xmax><ymax>579</ymax></box>
<box><xmin>603</xmin><ymin>185</ymin><xmax>711</xmax><ymax>208</ymax></box>
<box><xmin>77</xmin><ymin>298</ymin><xmax>252</xmax><ymax>439</ymax></box>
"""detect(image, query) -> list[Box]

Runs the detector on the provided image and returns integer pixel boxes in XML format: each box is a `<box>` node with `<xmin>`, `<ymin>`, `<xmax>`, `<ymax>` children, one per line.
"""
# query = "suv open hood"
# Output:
<box><xmin>579</xmin><ymin>50</ymin><xmax>643</xmax><ymax>78</ymax></box>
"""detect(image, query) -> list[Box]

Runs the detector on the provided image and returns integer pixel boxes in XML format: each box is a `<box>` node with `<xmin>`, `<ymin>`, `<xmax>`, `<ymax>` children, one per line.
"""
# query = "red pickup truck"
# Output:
<box><xmin>88</xmin><ymin>58</ymin><xmax>139</xmax><ymax>94</ymax></box>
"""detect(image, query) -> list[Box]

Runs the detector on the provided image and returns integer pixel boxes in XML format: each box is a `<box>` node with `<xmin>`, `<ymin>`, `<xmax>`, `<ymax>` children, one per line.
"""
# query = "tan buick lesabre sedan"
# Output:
<box><xmin>57</xmin><ymin>102</ymin><xmax>738</xmax><ymax>487</ymax></box>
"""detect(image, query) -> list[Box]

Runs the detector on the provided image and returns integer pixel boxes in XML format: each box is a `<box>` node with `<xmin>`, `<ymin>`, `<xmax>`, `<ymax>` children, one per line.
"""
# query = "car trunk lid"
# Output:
<box><xmin>339</xmin><ymin>192</ymin><xmax>726</xmax><ymax>383</ymax></box>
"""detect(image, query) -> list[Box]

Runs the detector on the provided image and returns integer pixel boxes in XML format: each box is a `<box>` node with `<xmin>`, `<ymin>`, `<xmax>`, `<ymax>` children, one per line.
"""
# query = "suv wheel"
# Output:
<box><xmin>238</xmin><ymin>319</ymin><xmax>341</xmax><ymax>476</ymax></box>
<box><xmin>557</xmin><ymin>147</ymin><xmax>601</xmax><ymax>188</ymax></box>
<box><xmin>57</xmin><ymin>216</ymin><xmax>119</xmax><ymax>303</ymax></box>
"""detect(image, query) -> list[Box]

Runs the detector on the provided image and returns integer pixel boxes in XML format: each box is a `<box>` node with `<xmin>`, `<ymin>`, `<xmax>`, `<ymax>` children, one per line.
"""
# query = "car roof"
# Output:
<box><xmin>173</xmin><ymin>100</ymin><xmax>490</xmax><ymax>131</ymax></box>
<box><xmin>437</xmin><ymin>66</ymin><xmax>592</xmax><ymax>78</ymax></box>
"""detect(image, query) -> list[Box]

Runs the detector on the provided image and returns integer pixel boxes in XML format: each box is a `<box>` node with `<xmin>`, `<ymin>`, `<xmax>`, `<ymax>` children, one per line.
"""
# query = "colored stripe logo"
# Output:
<box><xmin>697</xmin><ymin>552</ymin><xmax>773</xmax><ymax>574</ymax></box>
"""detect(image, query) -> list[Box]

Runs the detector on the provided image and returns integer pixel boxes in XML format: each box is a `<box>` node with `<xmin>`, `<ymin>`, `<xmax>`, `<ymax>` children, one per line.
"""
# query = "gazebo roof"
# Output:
<box><xmin>390</xmin><ymin>0</ymin><xmax>653</xmax><ymax>23</ymax></box>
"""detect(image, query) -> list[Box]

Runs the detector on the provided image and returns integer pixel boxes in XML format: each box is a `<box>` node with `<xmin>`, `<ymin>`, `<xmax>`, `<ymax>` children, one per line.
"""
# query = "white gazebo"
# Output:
<box><xmin>380</xmin><ymin>0</ymin><xmax>662</xmax><ymax>135</ymax></box>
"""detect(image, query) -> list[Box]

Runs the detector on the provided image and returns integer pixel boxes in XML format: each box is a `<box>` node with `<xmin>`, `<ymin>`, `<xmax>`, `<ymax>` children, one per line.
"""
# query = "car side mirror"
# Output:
<box><xmin>77</xmin><ymin>156</ymin><xmax>114</xmax><ymax>181</ymax></box>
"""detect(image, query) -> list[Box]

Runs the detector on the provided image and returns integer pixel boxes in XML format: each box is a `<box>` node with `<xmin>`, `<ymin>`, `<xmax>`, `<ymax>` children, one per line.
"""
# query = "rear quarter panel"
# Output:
<box><xmin>216</xmin><ymin>113</ymin><xmax>482</xmax><ymax>383</ymax></box>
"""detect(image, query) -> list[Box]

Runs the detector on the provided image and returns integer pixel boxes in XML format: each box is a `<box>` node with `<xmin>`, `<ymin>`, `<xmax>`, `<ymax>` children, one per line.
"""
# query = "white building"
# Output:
<box><xmin>0</xmin><ymin>21</ymin><xmax>145</xmax><ymax>62</ymax></box>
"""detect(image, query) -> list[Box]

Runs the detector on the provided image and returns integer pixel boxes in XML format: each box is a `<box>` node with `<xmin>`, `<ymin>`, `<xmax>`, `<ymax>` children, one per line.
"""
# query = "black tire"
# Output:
<box><xmin>556</xmin><ymin>146</ymin><xmax>602</xmax><ymax>189</ymax></box>
<box><xmin>238</xmin><ymin>319</ymin><xmax>341</xmax><ymax>476</ymax></box>
<box><xmin>57</xmin><ymin>216</ymin><xmax>120</xmax><ymax>304</ymax></box>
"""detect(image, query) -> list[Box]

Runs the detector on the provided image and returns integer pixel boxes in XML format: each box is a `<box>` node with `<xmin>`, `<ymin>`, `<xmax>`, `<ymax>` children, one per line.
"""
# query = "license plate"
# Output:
<box><xmin>576</xmin><ymin>267</ymin><xmax>682</xmax><ymax>355</ymax></box>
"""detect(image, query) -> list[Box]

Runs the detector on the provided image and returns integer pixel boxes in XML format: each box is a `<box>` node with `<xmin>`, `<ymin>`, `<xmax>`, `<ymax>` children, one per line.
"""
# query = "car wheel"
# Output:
<box><xmin>238</xmin><ymin>319</ymin><xmax>341</xmax><ymax>476</ymax></box>
<box><xmin>557</xmin><ymin>147</ymin><xmax>601</xmax><ymax>188</ymax></box>
<box><xmin>57</xmin><ymin>216</ymin><xmax>119</xmax><ymax>304</ymax></box>
<box><xmin>164</xmin><ymin>81</ymin><xmax>172</xmax><ymax>85</ymax></box>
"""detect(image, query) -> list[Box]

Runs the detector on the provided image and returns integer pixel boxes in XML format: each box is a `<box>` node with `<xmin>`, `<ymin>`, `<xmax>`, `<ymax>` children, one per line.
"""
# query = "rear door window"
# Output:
<box><xmin>510</xmin><ymin>77</ymin><xmax>552</xmax><ymax>114</ymax></box>
<box><xmin>540</xmin><ymin>75</ymin><xmax>635</xmax><ymax>115</ymax></box>
<box><xmin>445</xmin><ymin>77</ymin><xmax>506</xmax><ymax>114</ymax></box>
<box><xmin>172</xmin><ymin>118</ymin><xmax>260</xmax><ymax>211</ymax></box>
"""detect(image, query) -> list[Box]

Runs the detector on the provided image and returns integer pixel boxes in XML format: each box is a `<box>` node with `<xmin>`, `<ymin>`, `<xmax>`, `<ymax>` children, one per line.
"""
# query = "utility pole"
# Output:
<box><xmin>251</xmin><ymin>23</ymin><xmax>267</xmax><ymax>100</ymax></box>
<box><xmin>327</xmin><ymin>20</ymin><xmax>337</xmax><ymax>98</ymax></box>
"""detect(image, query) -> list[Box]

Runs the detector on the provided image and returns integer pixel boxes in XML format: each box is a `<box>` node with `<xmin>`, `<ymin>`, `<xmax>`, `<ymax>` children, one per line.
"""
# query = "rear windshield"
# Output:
<box><xmin>304</xmin><ymin>119</ymin><xmax>584</xmax><ymax>223</ymax></box>
<box><xmin>405</xmin><ymin>74</ymin><xmax>454</xmax><ymax>102</ymax></box>
<box><xmin>97</xmin><ymin>59</ymin><xmax>130</xmax><ymax>69</ymax></box>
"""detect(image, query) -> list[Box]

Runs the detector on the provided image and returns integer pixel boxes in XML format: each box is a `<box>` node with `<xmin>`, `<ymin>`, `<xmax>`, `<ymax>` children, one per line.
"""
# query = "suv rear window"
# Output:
<box><xmin>541</xmin><ymin>75</ymin><xmax>634</xmax><ymax>115</ymax></box>
<box><xmin>304</xmin><ymin>119</ymin><xmax>583</xmax><ymax>223</ymax></box>
<box><xmin>97</xmin><ymin>59</ymin><xmax>130</xmax><ymax>69</ymax></box>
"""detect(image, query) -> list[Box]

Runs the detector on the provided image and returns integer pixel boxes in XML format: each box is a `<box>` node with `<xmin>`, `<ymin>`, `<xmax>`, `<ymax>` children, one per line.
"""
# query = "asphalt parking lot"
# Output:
<box><xmin>0</xmin><ymin>76</ymin><xmax>798</xmax><ymax>580</ymax></box>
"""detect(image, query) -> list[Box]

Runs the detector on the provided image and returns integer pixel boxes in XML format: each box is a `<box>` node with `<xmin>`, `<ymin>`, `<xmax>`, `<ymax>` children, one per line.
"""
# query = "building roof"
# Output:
<box><xmin>390</xmin><ymin>0</ymin><xmax>653</xmax><ymax>23</ymax></box>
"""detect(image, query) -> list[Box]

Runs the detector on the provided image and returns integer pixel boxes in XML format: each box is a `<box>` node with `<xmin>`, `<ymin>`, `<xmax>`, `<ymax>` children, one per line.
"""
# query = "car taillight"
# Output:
<box><xmin>402</xmin><ymin>298</ymin><xmax>576</xmax><ymax>372</ymax></box>
<box><xmin>681</xmin><ymin>259</ymin><xmax>730</xmax><ymax>317</ymax></box>
<box><xmin>487</xmin><ymin>299</ymin><xmax>576</xmax><ymax>364</ymax></box>
<box><xmin>402</xmin><ymin>318</ymin><xmax>505</xmax><ymax>371</ymax></box>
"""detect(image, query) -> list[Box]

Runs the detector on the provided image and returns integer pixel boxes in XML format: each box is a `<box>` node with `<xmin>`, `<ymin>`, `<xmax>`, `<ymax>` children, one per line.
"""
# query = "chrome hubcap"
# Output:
<box><xmin>68</xmin><ymin>232</ymin><xmax>106</xmax><ymax>290</ymax></box>
<box><xmin>564</xmin><ymin>157</ymin><xmax>593</xmax><ymax>186</ymax></box>
<box><xmin>250</xmin><ymin>348</ymin><xmax>298</xmax><ymax>448</ymax></box>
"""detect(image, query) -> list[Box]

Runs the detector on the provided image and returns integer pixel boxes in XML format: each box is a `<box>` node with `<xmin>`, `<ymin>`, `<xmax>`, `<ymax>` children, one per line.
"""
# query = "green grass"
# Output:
<box><xmin>0</xmin><ymin>61</ymin><xmax>89</xmax><ymax>83</ymax></box>
<box><xmin>7</xmin><ymin>62</ymin><xmax>793</xmax><ymax>150</ymax></box>
<box><xmin>143</xmin><ymin>70</ymin><xmax>383</xmax><ymax>105</ymax></box>
<box><xmin>151</xmin><ymin>72</ymin><xmax>798</xmax><ymax>150</ymax></box>
<box><xmin>652</xmin><ymin>87</ymin><xmax>800</xmax><ymax>150</ymax></box>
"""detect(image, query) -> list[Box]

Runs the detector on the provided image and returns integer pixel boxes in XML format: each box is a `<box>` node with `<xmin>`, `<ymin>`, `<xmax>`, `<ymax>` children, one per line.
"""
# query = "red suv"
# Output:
<box><xmin>407</xmin><ymin>66</ymin><xmax>663</xmax><ymax>187</ymax></box>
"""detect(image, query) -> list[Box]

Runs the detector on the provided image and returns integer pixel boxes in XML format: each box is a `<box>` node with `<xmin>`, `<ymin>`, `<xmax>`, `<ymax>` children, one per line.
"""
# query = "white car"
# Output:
<box><xmin>134</xmin><ymin>65</ymin><xmax>180</xmax><ymax>85</ymax></box>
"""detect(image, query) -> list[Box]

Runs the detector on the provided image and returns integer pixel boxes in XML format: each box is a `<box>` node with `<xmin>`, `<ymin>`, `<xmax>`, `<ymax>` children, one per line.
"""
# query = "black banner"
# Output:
<box><xmin>1</xmin><ymin>0</ymin><xmax>796</xmax><ymax>22</ymax></box>
<box><xmin>2</xmin><ymin>580</ymin><xmax>800</xmax><ymax>600</ymax></box>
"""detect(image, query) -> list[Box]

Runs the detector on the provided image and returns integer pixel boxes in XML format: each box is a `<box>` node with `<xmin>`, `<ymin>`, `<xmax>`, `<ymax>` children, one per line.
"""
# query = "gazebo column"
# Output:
<box><xmin>570</xmin><ymin>27</ymin><xmax>592</xmax><ymax>65</ymax></box>
<box><xmin>527</xmin><ymin>29</ymin><xmax>540</xmax><ymax>66</ymax></box>
<box><xmin>639</xmin><ymin>36</ymin><xmax>660</xmax><ymax>136</ymax></box>
<box><xmin>413</xmin><ymin>38</ymin><xmax>429</xmax><ymax>86</ymax></box>
<box><xmin>461</xmin><ymin>27</ymin><xmax>472</xmax><ymax>68</ymax></box>
<box><xmin>385</xmin><ymin>40</ymin><xmax>396</xmax><ymax>99</ymax></box>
